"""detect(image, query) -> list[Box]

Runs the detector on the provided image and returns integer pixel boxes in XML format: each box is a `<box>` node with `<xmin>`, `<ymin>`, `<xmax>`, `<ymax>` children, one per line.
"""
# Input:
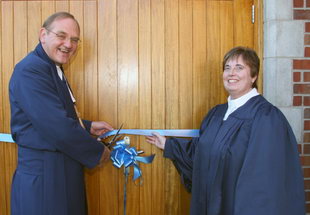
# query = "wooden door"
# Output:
<box><xmin>0</xmin><ymin>0</ymin><xmax>262</xmax><ymax>214</ymax></box>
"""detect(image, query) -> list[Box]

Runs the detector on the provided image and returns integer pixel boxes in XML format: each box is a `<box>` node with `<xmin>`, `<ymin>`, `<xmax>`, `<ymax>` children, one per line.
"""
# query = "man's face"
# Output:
<box><xmin>40</xmin><ymin>18</ymin><xmax>80</xmax><ymax>65</ymax></box>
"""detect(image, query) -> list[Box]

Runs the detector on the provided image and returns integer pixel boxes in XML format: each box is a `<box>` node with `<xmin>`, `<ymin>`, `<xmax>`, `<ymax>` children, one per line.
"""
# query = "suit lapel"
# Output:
<box><xmin>34</xmin><ymin>44</ymin><xmax>77</xmax><ymax>119</ymax></box>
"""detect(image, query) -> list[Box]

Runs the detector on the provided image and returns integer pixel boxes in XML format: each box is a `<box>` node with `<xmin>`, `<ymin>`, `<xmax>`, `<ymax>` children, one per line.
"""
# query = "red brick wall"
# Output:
<box><xmin>294</xmin><ymin>0</ymin><xmax>310</xmax><ymax>212</ymax></box>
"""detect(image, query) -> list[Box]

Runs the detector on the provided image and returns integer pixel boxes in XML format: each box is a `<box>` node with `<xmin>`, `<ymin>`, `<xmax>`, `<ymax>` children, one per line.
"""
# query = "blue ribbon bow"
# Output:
<box><xmin>110</xmin><ymin>138</ymin><xmax>155</xmax><ymax>181</ymax></box>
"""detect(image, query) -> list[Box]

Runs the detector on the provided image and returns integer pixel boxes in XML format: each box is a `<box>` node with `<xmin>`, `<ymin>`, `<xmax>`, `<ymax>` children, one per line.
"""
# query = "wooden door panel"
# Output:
<box><xmin>0</xmin><ymin>0</ymin><xmax>261</xmax><ymax>214</ymax></box>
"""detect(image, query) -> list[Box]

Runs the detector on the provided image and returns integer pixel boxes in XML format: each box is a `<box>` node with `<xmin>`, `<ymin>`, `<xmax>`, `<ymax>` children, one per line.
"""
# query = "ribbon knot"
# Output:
<box><xmin>110</xmin><ymin>138</ymin><xmax>155</xmax><ymax>181</ymax></box>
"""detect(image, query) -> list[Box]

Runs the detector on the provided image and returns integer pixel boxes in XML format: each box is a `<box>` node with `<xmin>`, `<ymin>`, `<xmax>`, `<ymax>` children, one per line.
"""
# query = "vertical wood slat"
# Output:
<box><xmin>0</xmin><ymin>2</ymin><xmax>6</xmax><ymax>214</ymax></box>
<box><xmin>83</xmin><ymin>2</ymin><xmax>99</xmax><ymax>215</ymax></box>
<box><xmin>68</xmin><ymin>2</ymin><xmax>84</xmax><ymax>114</ymax></box>
<box><xmin>151</xmin><ymin>0</ymin><xmax>165</xmax><ymax>214</ymax></box>
<box><xmin>0</xmin><ymin>3</ymin><xmax>4</xmax><ymax>215</ymax></box>
<box><xmin>192</xmin><ymin>0</ymin><xmax>207</xmax><ymax>128</ymax></box>
<box><xmin>117</xmin><ymin>0</ymin><xmax>139</xmax><ymax>214</ymax></box>
<box><xmin>83</xmin><ymin>2</ymin><xmax>98</xmax><ymax>123</ymax></box>
<box><xmin>164</xmin><ymin>0</ymin><xmax>180</xmax><ymax>214</ymax></box>
<box><xmin>41</xmin><ymin>1</ymin><xmax>55</xmax><ymax>22</ymax></box>
<box><xmin>0</xmin><ymin>0</ymin><xmax>260</xmax><ymax>214</ymax></box>
<box><xmin>27</xmin><ymin>1</ymin><xmax>41</xmax><ymax>52</ymax></box>
<box><xmin>233</xmin><ymin>0</ymin><xmax>253</xmax><ymax>47</ymax></box>
<box><xmin>179</xmin><ymin>0</ymin><xmax>193</xmax><ymax>212</ymax></box>
<box><xmin>206</xmin><ymin>1</ymin><xmax>221</xmax><ymax>109</ymax></box>
<box><xmin>179</xmin><ymin>0</ymin><xmax>193</xmax><ymax>129</ymax></box>
<box><xmin>55</xmin><ymin>0</ymin><xmax>69</xmax><ymax>12</ymax></box>
<box><xmin>138</xmin><ymin>0</ymin><xmax>153</xmax><ymax>214</ymax></box>
<box><xmin>14</xmin><ymin>1</ymin><xmax>27</xmax><ymax>64</ymax></box>
<box><xmin>97</xmin><ymin>0</ymin><xmax>119</xmax><ymax>214</ymax></box>
<box><xmin>2</xmin><ymin>3</ymin><xmax>15</xmax><ymax>215</ymax></box>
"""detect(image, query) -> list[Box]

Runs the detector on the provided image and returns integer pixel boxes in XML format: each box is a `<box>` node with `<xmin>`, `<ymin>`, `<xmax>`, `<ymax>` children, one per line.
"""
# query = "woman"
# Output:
<box><xmin>146</xmin><ymin>47</ymin><xmax>305</xmax><ymax>215</ymax></box>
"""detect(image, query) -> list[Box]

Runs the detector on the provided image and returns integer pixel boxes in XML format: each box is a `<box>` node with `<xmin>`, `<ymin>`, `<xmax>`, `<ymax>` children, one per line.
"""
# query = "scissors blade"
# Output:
<box><xmin>108</xmin><ymin>123</ymin><xmax>123</xmax><ymax>145</ymax></box>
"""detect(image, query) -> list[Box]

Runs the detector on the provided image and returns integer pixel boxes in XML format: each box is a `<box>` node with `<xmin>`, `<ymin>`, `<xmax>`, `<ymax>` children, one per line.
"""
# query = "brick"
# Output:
<box><xmin>294</xmin><ymin>10</ymin><xmax>310</xmax><ymax>20</ymax></box>
<box><xmin>306</xmin><ymin>47</ymin><xmax>310</xmax><ymax>57</ymax></box>
<box><xmin>305</xmin><ymin>72</ymin><xmax>310</xmax><ymax>81</ymax></box>
<box><xmin>307</xmin><ymin>0</ymin><xmax>310</xmax><ymax>7</ymax></box>
<box><xmin>294</xmin><ymin>96</ymin><xmax>302</xmax><ymax>106</ymax></box>
<box><xmin>295</xmin><ymin>0</ymin><xmax>304</xmax><ymax>7</ymax></box>
<box><xmin>305</xmin><ymin>144</ymin><xmax>310</xmax><ymax>153</ymax></box>
<box><xmin>307</xmin><ymin>203</ymin><xmax>310</xmax><ymax>213</ymax></box>
<box><xmin>306</xmin><ymin>35</ymin><xmax>310</xmax><ymax>45</ymax></box>
<box><xmin>306</xmin><ymin>121</ymin><xmax>310</xmax><ymax>130</ymax></box>
<box><xmin>294</xmin><ymin>72</ymin><xmax>301</xmax><ymax>82</ymax></box>
<box><xmin>305</xmin><ymin>179</ymin><xmax>310</xmax><ymax>189</ymax></box>
<box><xmin>294</xmin><ymin>84</ymin><xmax>310</xmax><ymax>94</ymax></box>
<box><xmin>305</xmin><ymin>96</ymin><xmax>310</xmax><ymax>106</ymax></box>
<box><xmin>306</xmin><ymin>23</ymin><xmax>310</xmax><ymax>32</ymax></box>
<box><xmin>300</xmin><ymin>155</ymin><xmax>310</xmax><ymax>164</ymax></box>
<box><xmin>306</xmin><ymin>191</ymin><xmax>310</xmax><ymax>201</ymax></box>
<box><xmin>304</xmin><ymin>168</ymin><xmax>310</xmax><ymax>177</ymax></box>
<box><xmin>305</xmin><ymin>108</ymin><xmax>310</xmax><ymax>118</ymax></box>
<box><xmin>305</xmin><ymin>133</ymin><xmax>310</xmax><ymax>142</ymax></box>
<box><xmin>293</xmin><ymin>60</ymin><xmax>310</xmax><ymax>69</ymax></box>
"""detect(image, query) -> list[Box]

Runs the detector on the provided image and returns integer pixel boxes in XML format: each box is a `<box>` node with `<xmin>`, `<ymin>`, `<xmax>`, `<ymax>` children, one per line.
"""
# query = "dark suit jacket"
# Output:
<box><xmin>9</xmin><ymin>43</ymin><xmax>104</xmax><ymax>215</ymax></box>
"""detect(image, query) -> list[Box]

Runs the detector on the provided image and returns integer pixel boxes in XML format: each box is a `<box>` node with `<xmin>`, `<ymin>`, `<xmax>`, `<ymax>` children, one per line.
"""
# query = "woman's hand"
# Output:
<box><xmin>145</xmin><ymin>132</ymin><xmax>166</xmax><ymax>150</ymax></box>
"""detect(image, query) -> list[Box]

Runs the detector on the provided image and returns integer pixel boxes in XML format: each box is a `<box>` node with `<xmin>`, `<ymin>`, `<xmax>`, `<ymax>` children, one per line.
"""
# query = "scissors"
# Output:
<box><xmin>105</xmin><ymin>123</ymin><xmax>123</xmax><ymax>148</ymax></box>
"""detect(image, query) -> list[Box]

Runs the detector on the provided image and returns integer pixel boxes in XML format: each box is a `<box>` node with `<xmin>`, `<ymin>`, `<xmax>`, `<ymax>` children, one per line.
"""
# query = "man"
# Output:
<box><xmin>9</xmin><ymin>12</ymin><xmax>112</xmax><ymax>215</ymax></box>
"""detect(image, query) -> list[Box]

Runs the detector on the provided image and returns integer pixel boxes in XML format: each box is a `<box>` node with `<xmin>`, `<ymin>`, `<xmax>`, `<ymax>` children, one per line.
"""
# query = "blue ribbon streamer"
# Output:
<box><xmin>0</xmin><ymin>133</ymin><xmax>14</xmax><ymax>143</ymax></box>
<box><xmin>2</xmin><ymin>129</ymin><xmax>199</xmax><ymax>144</ymax></box>
<box><xmin>100</xmin><ymin>129</ymin><xmax>199</xmax><ymax>139</ymax></box>
<box><xmin>110</xmin><ymin>137</ymin><xmax>155</xmax><ymax>215</ymax></box>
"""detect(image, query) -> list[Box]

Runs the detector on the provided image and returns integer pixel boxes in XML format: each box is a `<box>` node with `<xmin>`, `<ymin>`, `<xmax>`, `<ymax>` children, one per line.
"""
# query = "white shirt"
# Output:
<box><xmin>56</xmin><ymin>66</ymin><xmax>76</xmax><ymax>103</ymax></box>
<box><xmin>223</xmin><ymin>88</ymin><xmax>259</xmax><ymax>121</ymax></box>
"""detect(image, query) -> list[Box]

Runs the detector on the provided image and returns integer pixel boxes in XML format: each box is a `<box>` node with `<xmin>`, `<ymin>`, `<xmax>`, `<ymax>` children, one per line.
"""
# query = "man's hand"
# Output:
<box><xmin>90</xmin><ymin>121</ymin><xmax>113</xmax><ymax>136</ymax></box>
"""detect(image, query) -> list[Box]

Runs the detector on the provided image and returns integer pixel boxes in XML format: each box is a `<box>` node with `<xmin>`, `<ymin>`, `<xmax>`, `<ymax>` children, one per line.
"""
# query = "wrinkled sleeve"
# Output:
<box><xmin>164</xmin><ymin>137</ymin><xmax>198</xmax><ymax>191</ymax></box>
<box><xmin>234</xmin><ymin>106</ymin><xmax>305</xmax><ymax>215</ymax></box>
<box><xmin>163</xmin><ymin>107</ymin><xmax>217</xmax><ymax>192</ymax></box>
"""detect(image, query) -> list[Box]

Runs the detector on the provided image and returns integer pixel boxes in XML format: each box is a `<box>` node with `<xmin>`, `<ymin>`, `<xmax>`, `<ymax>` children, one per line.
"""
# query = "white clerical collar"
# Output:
<box><xmin>56</xmin><ymin>65</ymin><xmax>63</xmax><ymax>80</ymax></box>
<box><xmin>223</xmin><ymin>88</ymin><xmax>259</xmax><ymax>120</ymax></box>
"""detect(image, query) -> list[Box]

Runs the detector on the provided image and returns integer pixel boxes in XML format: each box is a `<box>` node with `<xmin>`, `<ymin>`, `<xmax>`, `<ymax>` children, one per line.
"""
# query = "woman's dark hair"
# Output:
<box><xmin>222</xmin><ymin>46</ymin><xmax>260</xmax><ymax>89</ymax></box>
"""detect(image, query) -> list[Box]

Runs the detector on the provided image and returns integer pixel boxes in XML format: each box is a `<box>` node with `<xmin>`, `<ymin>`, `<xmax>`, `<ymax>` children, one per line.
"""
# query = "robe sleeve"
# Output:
<box><xmin>234</xmin><ymin>105</ymin><xmax>305</xmax><ymax>215</ymax></box>
<box><xmin>164</xmin><ymin>137</ymin><xmax>197</xmax><ymax>191</ymax></box>
<box><xmin>163</xmin><ymin>106</ymin><xmax>218</xmax><ymax>192</ymax></box>
<box><xmin>10</xmin><ymin>62</ymin><xmax>104</xmax><ymax>168</ymax></box>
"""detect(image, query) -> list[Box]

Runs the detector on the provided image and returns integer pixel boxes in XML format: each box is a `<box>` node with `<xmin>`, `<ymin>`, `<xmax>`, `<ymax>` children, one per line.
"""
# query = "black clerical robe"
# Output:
<box><xmin>164</xmin><ymin>95</ymin><xmax>305</xmax><ymax>215</ymax></box>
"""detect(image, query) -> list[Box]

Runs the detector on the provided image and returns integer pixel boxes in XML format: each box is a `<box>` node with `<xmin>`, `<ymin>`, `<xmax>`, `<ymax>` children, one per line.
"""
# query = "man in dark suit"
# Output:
<box><xmin>9</xmin><ymin>12</ymin><xmax>112</xmax><ymax>215</ymax></box>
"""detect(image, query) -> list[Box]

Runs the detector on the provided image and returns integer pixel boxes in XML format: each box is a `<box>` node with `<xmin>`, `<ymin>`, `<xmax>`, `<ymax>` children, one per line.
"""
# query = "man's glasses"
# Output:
<box><xmin>46</xmin><ymin>29</ymin><xmax>81</xmax><ymax>45</ymax></box>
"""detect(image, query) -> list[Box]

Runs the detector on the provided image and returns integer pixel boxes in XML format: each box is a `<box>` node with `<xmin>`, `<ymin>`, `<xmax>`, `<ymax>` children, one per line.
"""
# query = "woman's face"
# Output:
<box><xmin>223</xmin><ymin>56</ymin><xmax>257</xmax><ymax>99</ymax></box>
